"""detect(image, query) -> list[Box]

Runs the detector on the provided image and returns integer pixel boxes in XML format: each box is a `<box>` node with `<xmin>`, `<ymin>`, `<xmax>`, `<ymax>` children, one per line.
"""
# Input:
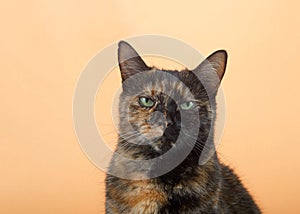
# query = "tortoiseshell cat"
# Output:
<box><xmin>105</xmin><ymin>41</ymin><xmax>260</xmax><ymax>213</ymax></box>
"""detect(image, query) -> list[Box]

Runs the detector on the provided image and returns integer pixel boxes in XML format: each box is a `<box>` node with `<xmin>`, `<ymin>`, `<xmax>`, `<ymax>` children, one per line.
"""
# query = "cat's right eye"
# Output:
<box><xmin>138</xmin><ymin>97</ymin><xmax>155</xmax><ymax>108</ymax></box>
<box><xmin>180</xmin><ymin>101</ymin><xmax>196</xmax><ymax>110</ymax></box>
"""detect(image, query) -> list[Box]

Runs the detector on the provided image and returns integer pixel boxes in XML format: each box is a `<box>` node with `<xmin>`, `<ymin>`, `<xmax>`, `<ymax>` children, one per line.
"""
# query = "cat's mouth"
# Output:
<box><xmin>146</xmin><ymin>124</ymin><xmax>166</xmax><ymax>139</ymax></box>
<box><xmin>139</xmin><ymin>125</ymin><xmax>180</xmax><ymax>153</ymax></box>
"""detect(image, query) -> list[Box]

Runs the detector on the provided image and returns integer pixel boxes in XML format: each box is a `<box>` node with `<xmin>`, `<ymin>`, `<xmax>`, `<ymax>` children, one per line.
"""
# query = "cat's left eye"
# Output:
<box><xmin>180</xmin><ymin>101</ymin><xmax>195</xmax><ymax>110</ymax></box>
<box><xmin>138</xmin><ymin>97</ymin><xmax>155</xmax><ymax>108</ymax></box>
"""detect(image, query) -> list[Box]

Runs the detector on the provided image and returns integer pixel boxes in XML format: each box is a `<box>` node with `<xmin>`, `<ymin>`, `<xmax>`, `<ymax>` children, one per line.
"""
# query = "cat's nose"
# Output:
<box><xmin>149</xmin><ymin>111</ymin><xmax>166</xmax><ymax>127</ymax></box>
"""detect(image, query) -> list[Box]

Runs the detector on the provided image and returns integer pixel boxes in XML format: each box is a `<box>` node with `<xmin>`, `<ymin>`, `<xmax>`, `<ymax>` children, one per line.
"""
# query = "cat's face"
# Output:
<box><xmin>117</xmin><ymin>41</ymin><xmax>227</xmax><ymax>155</ymax></box>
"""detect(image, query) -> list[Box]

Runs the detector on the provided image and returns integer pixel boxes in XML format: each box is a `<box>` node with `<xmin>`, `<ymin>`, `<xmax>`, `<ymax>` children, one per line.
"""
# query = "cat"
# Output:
<box><xmin>105</xmin><ymin>41</ymin><xmax>261</xmax><ymax>213</ymax></box>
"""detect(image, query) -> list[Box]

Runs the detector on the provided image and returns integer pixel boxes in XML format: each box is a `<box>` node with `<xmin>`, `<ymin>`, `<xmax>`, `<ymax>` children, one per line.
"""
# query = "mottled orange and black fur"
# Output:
<box><xmin>105</xmin><ymin>41</ymin><xmax>261</xmax><ymax>213</ymax></box>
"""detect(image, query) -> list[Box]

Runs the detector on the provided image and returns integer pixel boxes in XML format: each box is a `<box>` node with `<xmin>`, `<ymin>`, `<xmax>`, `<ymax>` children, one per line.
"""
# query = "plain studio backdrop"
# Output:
<box><xmin>1</xmin><ymin>1</ymin><xmax>300</xmax><ymax>213</ymax></box>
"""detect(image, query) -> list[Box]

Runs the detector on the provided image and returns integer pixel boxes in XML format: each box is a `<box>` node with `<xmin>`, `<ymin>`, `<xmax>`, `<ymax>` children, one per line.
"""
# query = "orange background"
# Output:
<box><xmin>1</xmin><ymin>1</ymin><xmax>300</xmax><ymax>213</ymax></box>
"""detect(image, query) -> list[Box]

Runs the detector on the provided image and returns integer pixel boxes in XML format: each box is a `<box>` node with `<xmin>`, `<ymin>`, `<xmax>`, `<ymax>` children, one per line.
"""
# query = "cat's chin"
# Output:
<box><xmin>149</xmin><ymin>136</ymin><xmax>177</xmax><ymax>154</ymax></box>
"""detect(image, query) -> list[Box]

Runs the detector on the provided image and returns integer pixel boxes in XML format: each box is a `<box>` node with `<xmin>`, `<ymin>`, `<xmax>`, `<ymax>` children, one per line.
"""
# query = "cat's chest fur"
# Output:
<box><xmin>106</xmin><ymin>161</ymin><xmax>222</xmax><ymax>214</ymax></box>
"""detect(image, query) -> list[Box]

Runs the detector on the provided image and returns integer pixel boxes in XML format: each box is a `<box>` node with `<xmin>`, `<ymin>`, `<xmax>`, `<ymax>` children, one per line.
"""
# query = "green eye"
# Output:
<box><xmin>139</xmin><ymin>97</ymin><xmax>155</xmax><ymax>108</ymax></box>
<box><xmin>180</xmin><ymin>101</ymin><xmax>195</xmax><ymax>110</ymax></box>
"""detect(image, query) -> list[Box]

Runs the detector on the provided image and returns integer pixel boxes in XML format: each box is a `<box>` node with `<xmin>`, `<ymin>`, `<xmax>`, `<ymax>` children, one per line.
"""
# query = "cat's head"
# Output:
<box><xmin>117</xmin><ymin>41</ymin><xmax>227</xmax><ymax>157</ymax></box>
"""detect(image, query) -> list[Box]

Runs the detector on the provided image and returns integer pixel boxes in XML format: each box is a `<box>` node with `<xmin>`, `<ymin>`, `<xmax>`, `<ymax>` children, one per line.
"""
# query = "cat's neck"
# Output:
<box><xmin>155</xmin><ymin>152</ymin><xmax>221</xmax><ymax>186</ymax></box>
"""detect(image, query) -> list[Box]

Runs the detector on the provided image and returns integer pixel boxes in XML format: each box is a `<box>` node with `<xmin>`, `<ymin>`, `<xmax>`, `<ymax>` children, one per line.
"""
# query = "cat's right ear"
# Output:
<box><xmin>118</xmin><ymin>41</ymin><xmax>149</xmax><ymax>82</ymax></box>
<box><xmin>192</xmin><ymin>50</ymin><xmax>228</xmax><ymax>95</ymax></box>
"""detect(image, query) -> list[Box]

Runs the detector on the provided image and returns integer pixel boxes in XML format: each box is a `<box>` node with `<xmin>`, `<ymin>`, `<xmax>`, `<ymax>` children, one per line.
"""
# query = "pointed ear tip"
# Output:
<box><xmin>118</xmin><ymin>41</ymin><xmax>131</xmax><ymax>59</ymax></box>
<box><xmin>215</xmin><ymin>49</ymin><xmax>228</xmax><ymax>59</ymax></box>
<box><xmin>118</xmin><ymin>40</ymin><xmax>130</xmax><ymax>49</ymax></box>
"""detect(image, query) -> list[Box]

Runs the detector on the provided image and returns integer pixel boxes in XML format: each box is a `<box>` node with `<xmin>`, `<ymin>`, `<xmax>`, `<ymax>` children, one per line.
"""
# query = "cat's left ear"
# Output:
<box><xmin>193</xmin><ymin>50</ymin><xmax>228</xmax><ymax>95</ymax></box>
<box><xmin>118</xmin><ymin>41</ymin><xmax>150</xmax><ymax>82</ymax></box>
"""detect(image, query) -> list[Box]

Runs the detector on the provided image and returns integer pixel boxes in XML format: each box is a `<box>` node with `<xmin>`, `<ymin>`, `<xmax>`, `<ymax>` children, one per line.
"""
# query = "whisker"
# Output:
<box><xmin>117</xmin><ymin>132</ymin><xmax>143</xmax><ymax>152</ymax></box>
<box><xmin>119</xmin><ymin>131</ymin><xmax>141</xmax><ymax>139</ymax></box>
<box><xmin>182</xmin><ymin>132</ymin><xmax>213</xmax><ymax>155</ymax></box>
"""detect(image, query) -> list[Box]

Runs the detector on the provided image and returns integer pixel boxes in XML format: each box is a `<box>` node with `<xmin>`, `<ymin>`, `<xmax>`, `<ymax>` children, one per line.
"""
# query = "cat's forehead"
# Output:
<box><xmin>122</xmin><ymin>68</ymin><xmax>206</xmax><ymax>102</ymax></box>
<box><xmin>141</xmin><ymin>69</ymin><xmax>193</xmax><ymax>99</ymax></box>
